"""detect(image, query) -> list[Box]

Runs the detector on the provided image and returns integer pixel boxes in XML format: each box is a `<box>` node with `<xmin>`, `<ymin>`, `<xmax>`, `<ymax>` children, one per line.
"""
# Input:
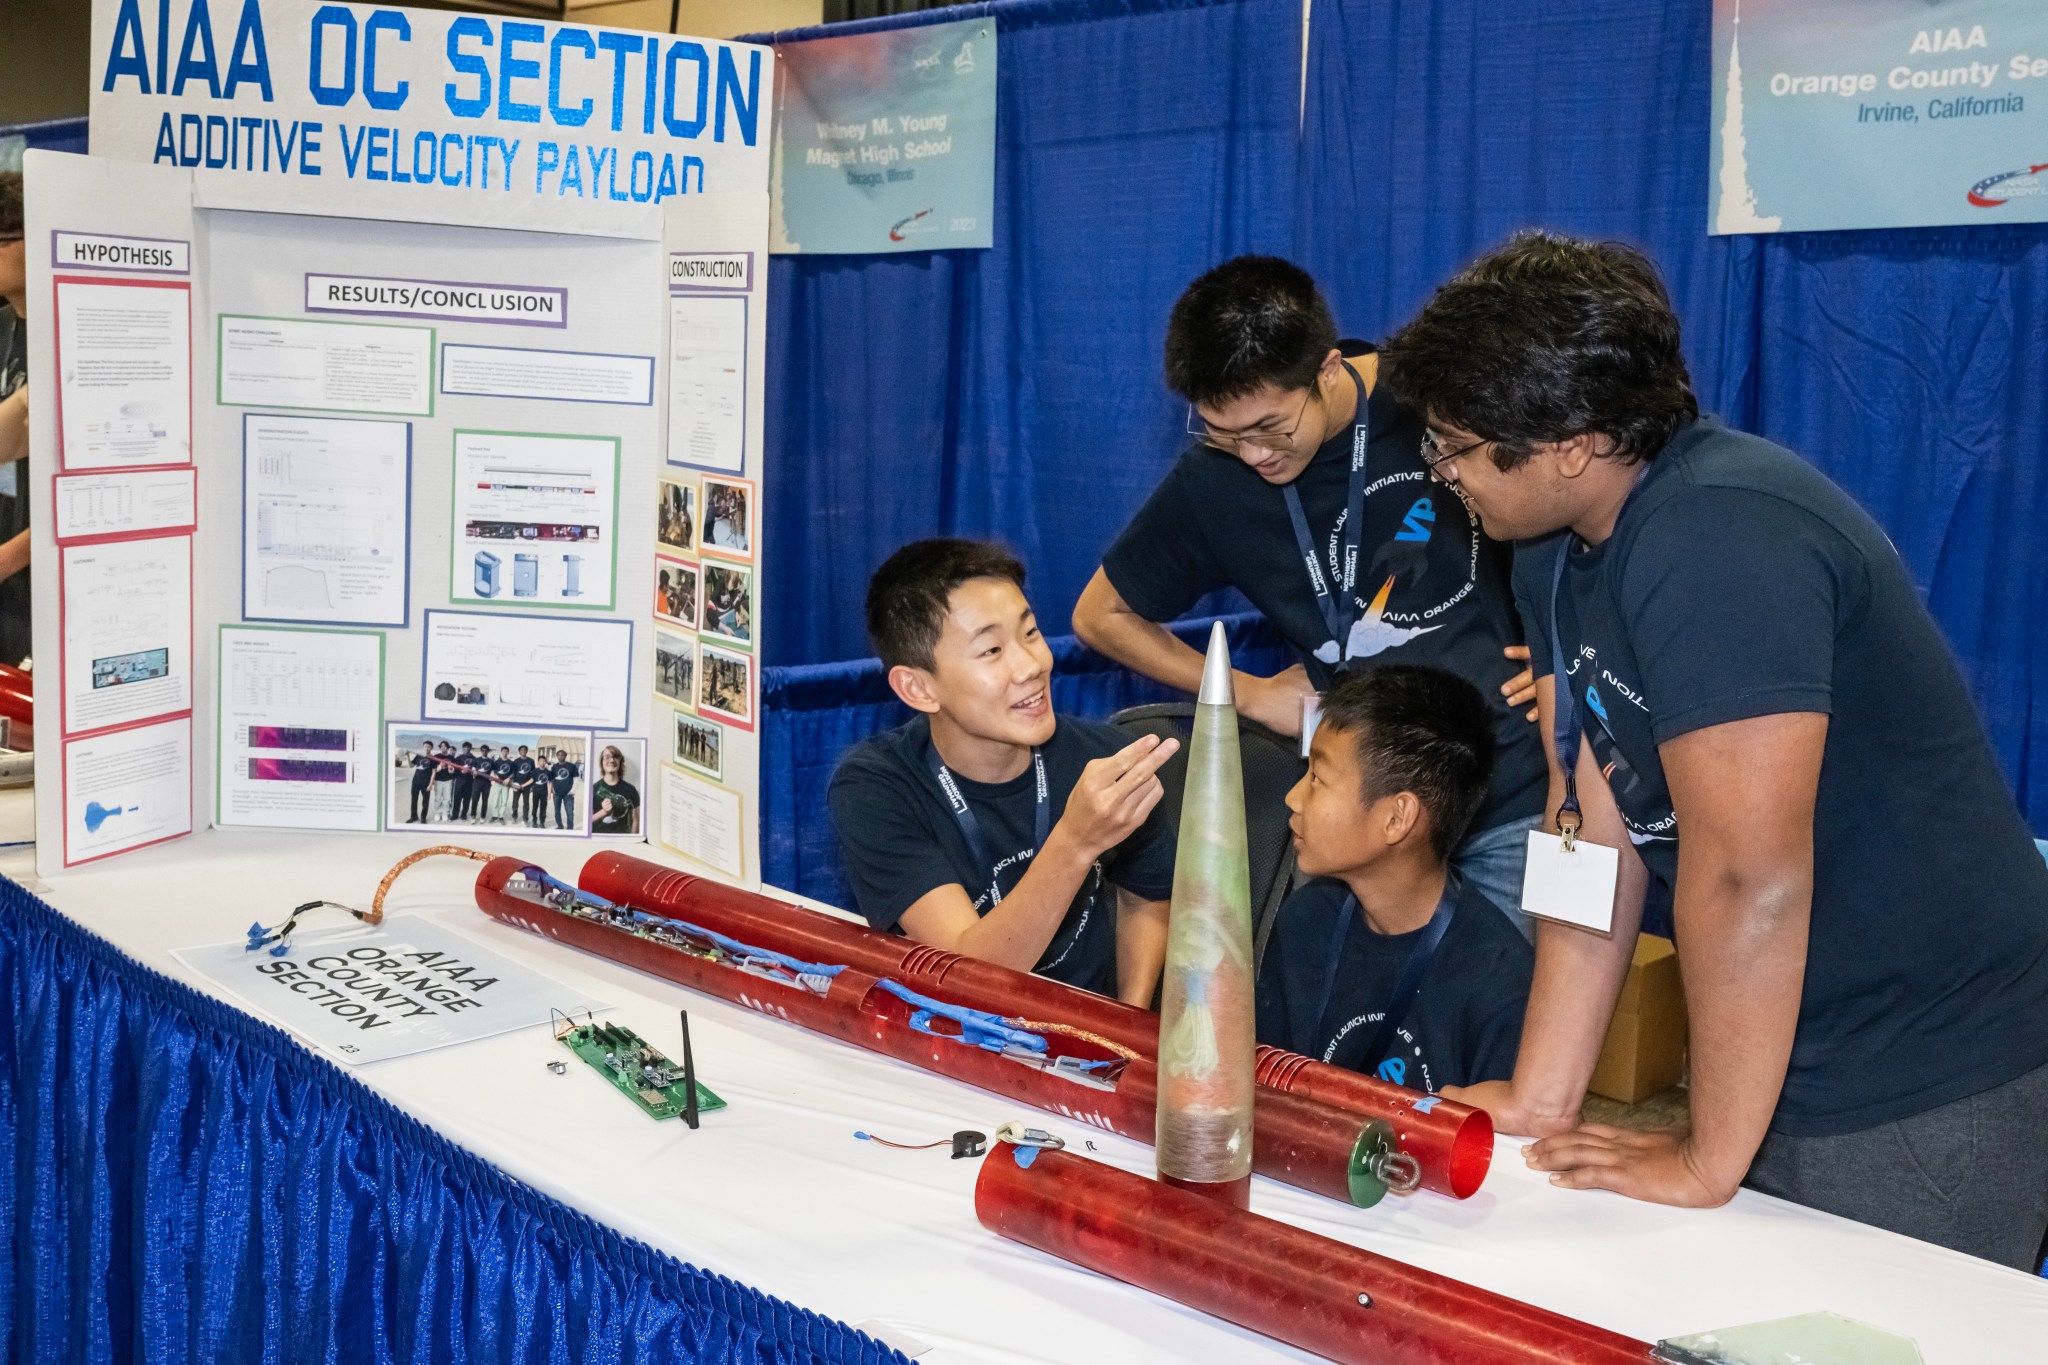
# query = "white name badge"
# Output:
<box><xmin>1300</xmin><ymin>695</ymin><xmax>1323</xmax><ymax>757</ymax></box>
<box><xmin>1521</xmin><ymin>830</ymin><xmax>1620</xmax><ymax>933</ymax></box>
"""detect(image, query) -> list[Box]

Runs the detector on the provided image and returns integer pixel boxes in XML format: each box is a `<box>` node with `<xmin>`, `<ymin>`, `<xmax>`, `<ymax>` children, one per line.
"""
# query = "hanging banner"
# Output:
<box><xmin>88</xmin><ymin>0</ymin><xmax>770</xmax><ymax>205</ymax></box>
<box><xmin>1711</xmin><ymin>0</ymin><xmax>2048</xmax><ymax>234</ymax></box>
<box><xmin>770</xmin><ymin>15</ymin><xmax>995</xmax><ymax>254</ymax></box>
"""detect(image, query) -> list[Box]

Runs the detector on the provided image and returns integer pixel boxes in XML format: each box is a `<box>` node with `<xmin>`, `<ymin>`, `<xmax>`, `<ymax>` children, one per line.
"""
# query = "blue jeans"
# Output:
<box><xmin>1450</xmin><ymin>814</ymin><xmax>1543</xmax><ymax>940</ymax></box>
<box><xmin>554</xmin><ymin>789</ymin><xmax>575</xmax><ymax>829</ymax></box>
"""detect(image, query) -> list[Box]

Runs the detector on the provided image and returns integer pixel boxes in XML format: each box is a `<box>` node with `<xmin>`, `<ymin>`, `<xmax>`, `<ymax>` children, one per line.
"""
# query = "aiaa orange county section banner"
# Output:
<box><xmin>1712</xmin><ymin>0</ymin><xmax>2048</xmax><ymax>233</ymax></box>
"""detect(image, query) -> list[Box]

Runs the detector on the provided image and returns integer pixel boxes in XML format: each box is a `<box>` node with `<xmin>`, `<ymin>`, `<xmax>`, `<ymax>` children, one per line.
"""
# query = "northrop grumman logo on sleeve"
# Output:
<box><xmin>1968</xmin><ymin>162</ymin><xmax>2048</xmax><ymax>207</ymax></box>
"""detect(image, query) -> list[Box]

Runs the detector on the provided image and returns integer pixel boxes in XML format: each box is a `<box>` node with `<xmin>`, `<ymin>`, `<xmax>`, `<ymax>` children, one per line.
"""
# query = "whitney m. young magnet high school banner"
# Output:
<box><xmin>1712</xmin><ymin>0</ymin><xmax>2048</xmax><ymax>234</ymax></box>
<box><xmin>770</xmin><ymin>15</ymin><xmax>996</xmax><ymax>254</ymax></box>
<box><xmin>89</xmin><ymin>0</ymin><xmax>767</xmax><ymax>202</ymax></box>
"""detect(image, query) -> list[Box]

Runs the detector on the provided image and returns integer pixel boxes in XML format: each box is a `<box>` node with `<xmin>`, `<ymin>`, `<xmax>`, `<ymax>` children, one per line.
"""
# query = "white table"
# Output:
<box><xmin>10</xmin><ymin>820</ymin><xmax>2046</xmax><ymax>1365</ymax></box>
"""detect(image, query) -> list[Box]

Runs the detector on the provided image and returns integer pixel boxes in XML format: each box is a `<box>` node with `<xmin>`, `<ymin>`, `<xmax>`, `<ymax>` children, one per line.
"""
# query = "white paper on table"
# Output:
<box><xmin>660</xmin><ymin>766</ymin><xmax>744</xmax><ymax>878</ymax></box>
<box><xmin>60</xmin><ymin>534</ymin><xmax>192</xmax><ymax>735</ymax></box>
<box><xmin>54</xmin><ymin>278</ymin><xmax>192</xmax><ymax>469</ymax></box>
<box><xmin>217</xmin><ymin>314</ymin><xmax>433</xmax><ymax>416</ymax></box>
<box><xmin>440</xmin><ymin>344</ymin><xmax>654</xmax><ymax>406</ymax></box>
<box><xmin>448</xmin><ymin>429</ymin><xmax>618</xmax><ymax>610</ymax></box>
<box><xmin>63</xmin><ymin>715</ymin><xmax>192</xmax><ymax>865</ymax></box>
<box><xmin>665</xmin><ymin>294</ymin><xmax>745</xmax><ymax>473</ymax></box>
<box><xmin>173</xmin><ymin>920</ymin><xmax>608</xmax><ymax>1066</ymax></box>
<box><xmin>52</xmin><ymin>467</ymin><xmax>198</xmax><ymax>542</ymax></box>
<box><xmin>421</xmin><ymin>609</ymin><xmax>633</xmax><ymax>731</ymax></box>
<box><xmin>217</xmin><ymin>627</ymin><xmax>383</xmax><ymax>832</ymax></box>
<box><xmin>241</xmin><ymin>413</ymin><xmax>411</xmax><ymax>626</ymax></box>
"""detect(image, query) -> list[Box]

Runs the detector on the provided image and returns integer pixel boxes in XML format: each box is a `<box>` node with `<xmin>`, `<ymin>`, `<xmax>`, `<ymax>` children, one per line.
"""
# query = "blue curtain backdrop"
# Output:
<box><xmin>757</xmin><ymin>0</ymin><xmax>2048</xmax><ymax>899</ymax></box>
<box><xmin>0</xmin><ymin>873</ymin><xmax>905</xmax><ymax>1365</ymax></box>
<box><xmin>752</xmin><ymin>0</ymin><xmax>1303</xmax><ymax>667</ymax></box>
<box><xmin>1293</xmin><ymin>0</ymin><xmax>2048</xmax><ymax>838</ymax></box>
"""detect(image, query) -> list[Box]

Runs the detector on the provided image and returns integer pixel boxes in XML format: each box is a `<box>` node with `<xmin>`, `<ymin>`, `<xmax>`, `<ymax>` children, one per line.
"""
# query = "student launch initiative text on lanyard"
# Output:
<box><xmin>930</xmin><ymin>744</ymin><xmax>1050</xmax><ymax>908</ymax></box>
<box><xmin>1317</xmin><ymin>873</ymin><xmax>1459</xmax><ymax>1072</ymax></box>
<box><xmin>1283</xmin><ymin>361</ymin><xmax>1374</xmax><ymax>668</ymax></box>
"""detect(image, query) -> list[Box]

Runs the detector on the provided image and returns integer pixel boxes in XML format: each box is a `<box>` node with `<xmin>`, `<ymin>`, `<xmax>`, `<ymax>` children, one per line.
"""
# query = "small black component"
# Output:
<box><xmin>951</xmin><ymin>1129</ymin><xmax>987</xmax><ymax>1160</ymax></box>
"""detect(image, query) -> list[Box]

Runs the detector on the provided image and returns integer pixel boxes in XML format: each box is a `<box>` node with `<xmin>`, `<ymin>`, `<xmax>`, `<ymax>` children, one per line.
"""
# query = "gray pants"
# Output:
<box><xmin>1745</xmin><ymin>1058</ymin><xmax>2048</xmax><ymax>1270</ymax></box>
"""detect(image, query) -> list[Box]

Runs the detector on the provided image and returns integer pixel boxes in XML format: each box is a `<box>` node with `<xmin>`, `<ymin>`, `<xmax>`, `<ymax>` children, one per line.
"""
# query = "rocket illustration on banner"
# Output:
<box><xmin>1154</xmin><ymin>621</ymin><xmax>1257</xmax><ymax>1208</ymax></box>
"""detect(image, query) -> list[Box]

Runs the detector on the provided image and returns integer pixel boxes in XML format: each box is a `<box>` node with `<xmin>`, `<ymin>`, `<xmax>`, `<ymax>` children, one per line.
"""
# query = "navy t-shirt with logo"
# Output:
<box><xmin>1516</xmin><ymin>415</ymin><xmax>2048</xmax><ymax>1136</ymax></box>
<box><xmin>827</xmin><ymin>714</ymin><xmax>1178</xmax><ymax>997</ymax></box>
<box><xmin>1102</xmin><ymin>351</ymin><xmax>1543</xmax><ymax>834</ymax></box>
<box><xmin>1255</xmin><ymin>877</ymin><xmax>1531</xmax><ymax>1091</ymax></box>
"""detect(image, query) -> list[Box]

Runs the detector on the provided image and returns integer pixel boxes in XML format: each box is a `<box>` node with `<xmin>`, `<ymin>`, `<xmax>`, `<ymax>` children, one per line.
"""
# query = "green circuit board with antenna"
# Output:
<box><xmin>554</xmin><ymin>1012</ymin><xmax>725</xmax><ymax>1121</ymax></box>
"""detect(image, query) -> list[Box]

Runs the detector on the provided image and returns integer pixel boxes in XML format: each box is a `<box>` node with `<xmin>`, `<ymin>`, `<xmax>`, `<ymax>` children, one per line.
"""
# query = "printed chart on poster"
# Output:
<box><xmin>449</xmin><ymin>430</ymin><xmax>618</xmax><ymax>610</ymax></box>
<box><xmin>60</xmin><ymin>533</ymin><xmax>192</xmax><ymax>736</ymax></box>
<box><xmin>441</xmin><ymin>345</ymin><xmax>655</xmax><ymax>408</ymax></box>
<box><xmin>422</xmin><ymin>610</ymin><xmax>633</xmax><ymax>732</ymax></box>
<box><xmin>53</xmin><ymin>466</ymin><xmax>198</xmax><ymax>542</ymax></box>
<box><xmin>386</xmin><ymin>722</ymin><xmax>593</xmax><ymax>837</ymax></box>
<box><xmin>661</xmin><ymin>767</ymin><xmax>745</xmax><ymax>879</ymax></box>
<box><xmin>54</xmin><ymin>275</ymin><xmax>193</xmax><ymax>468</ymax></box>
<box><xmin>218</xmin><ymin>315</ymin><xmax>434</xmax><ymax>417</ymax></box>
<box><xmin>667</xmin><ymin>295</ymin><xmax>746</xmax><ymax>472</ymax></box>
<box><xmin>242</xmin><ymin>413</ymin><xmax>411</xmax><ymax>626</ymax></box>
<box><xmin>217</xmin><ymin>626</ymin><xmax>383</xmax><ymax>831</ymax></box>
<box><xmin>64</xmin><ymin>715</ymin><xmax>193</xmax><ymax>866</ymax></box>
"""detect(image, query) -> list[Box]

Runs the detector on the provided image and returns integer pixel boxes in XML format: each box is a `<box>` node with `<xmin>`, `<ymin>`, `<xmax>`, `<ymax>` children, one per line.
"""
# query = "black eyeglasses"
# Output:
<box><xmin>1186</xmin><ymin>387</ymin><xmax>1317</xmax><ymax>452</ymax></box>
<box><xmin>1419</xmin><ymin>429</ymin><xmax>1491</xmax><ymax>470</ymax></box>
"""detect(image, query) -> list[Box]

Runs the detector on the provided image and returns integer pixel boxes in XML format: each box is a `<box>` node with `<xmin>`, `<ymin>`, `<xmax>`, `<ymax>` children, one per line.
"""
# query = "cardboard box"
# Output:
<box><xmin>1587</xmin><ymin>933</ymin><xmax>1687</xmax><ymax>1104</ymax></box>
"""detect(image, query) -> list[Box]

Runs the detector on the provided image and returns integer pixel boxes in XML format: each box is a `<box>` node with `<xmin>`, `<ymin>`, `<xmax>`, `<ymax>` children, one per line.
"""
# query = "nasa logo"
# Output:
<box><xmin>1967</xmin><ymin>162</ymin><xmax>2048</xmax><ymax>208</ymax></box>
<box><xmin>890</xmin><ymin>208</ymin><xmax>935</xmax><ymax>242</ymax></box>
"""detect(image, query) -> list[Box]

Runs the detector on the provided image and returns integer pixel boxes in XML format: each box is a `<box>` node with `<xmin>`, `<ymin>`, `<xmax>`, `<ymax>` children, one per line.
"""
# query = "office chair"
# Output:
<box><xmin>1109</xmin><ymin>702</ymin><xmax>1308</xmax><ymax>974</ymax></box>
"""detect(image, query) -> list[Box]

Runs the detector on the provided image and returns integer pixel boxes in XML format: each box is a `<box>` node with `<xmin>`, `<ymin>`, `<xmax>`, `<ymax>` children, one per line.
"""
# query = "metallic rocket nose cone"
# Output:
<box><xmin>1197</xmin><ymin>621</ymin><xmax>1235</xmax><ymax>706</ymax></box>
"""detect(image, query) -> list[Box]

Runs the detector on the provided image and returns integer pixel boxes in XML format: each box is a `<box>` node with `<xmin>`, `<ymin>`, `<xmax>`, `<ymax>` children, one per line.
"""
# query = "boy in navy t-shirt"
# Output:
<box><xmin>1258</xmin><ymin>665</ymin><xmax>1531</xmax><ymax>1091</ymax></box>
<box><xmin>1383</xmin><ymin>229</ymin><xmax>2048</xmax><ymax>1268</ymax></box>
<box><xmin>829</xmin><ymin>539</ymin><xmax>1181</xmax><ymax>1004</ymax></box>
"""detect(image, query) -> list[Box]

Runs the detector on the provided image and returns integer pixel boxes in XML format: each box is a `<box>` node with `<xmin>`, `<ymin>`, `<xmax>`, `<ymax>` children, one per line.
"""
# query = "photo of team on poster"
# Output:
<box><xmin>655</xmin><ymin>630</ymin><xmax>696</xmax><ymax>706</ymax></box>
<box><xmin>656</xmin><ymin>557</ymin><xmax>699</xmax><ymax>628</ymax></box>
<box><xmin>697</xmin><ymin>643</ymin><xmax>752</xmax><ymax>728</ymax></box>
<box><xmin>701</xmin><ymin>477</ymin><xmax>752</xmax><ymax>558</ymax></box>
<box><xmin>701</xmin><ymin>563</ymin><xmax>753</xmax><ymax>648</ymax></box>
<box><xmin>386</xmin><ymin>724</ymin><xmax>591</xmax><ymax>836</ymax></box>
<box><xmin>672</xmin><ymin>711</ymin><xmax>723</xmax><ymax>780</ymax></box>
<box><xmin>658</xmin><ymin>477</ymin><xmax>697</xmax><ymax>554</ymax></box>
<box><xmin>589</xmin><ymin>739</ymin><xmax>646</xmax><ymax>839</ymax></box>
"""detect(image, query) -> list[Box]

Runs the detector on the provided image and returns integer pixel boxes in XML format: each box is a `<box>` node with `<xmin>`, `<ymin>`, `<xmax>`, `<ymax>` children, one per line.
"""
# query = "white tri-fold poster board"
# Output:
<box><xmin>24</xmin><ymin>13</ymin><xmax>773</xmax><ymax>880</ymax></box>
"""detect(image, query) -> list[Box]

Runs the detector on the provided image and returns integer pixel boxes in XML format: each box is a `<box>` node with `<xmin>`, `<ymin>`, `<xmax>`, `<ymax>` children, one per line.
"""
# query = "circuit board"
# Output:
<box><xmin>557</xmin><ymin>1018</ymin><xmax>725</xmax><ymax>1120</ymax></box>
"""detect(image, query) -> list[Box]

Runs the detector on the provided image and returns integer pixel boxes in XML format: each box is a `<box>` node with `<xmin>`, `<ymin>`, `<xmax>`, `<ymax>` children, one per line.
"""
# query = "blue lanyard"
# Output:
<box><xmin>1316</xmin><ymin>874</ymin><xmax>1458</xmax><ymax>1074</ymax></box>
<box><xmin>1548</xmin><ymin>539</ymin><xmax>1585</xmax><ymax>840</ymax></box>
<box><xmin>930</xmin><ymin>743</ymin><xmax>1049</xmax><ymax>908</ymax></box>
<box><xmin>1281</xmin><ymin>361</ymin><xmax>1373</xmax><ymax>661</ymax></box>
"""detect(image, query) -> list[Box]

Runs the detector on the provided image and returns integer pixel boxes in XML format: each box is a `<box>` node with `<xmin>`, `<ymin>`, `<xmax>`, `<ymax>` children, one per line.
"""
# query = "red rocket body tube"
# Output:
<box><xmin>576</xmin><ymin>850</ymin><xmax>1491</xmax><ymax>1198</ymax></box>
<box><xmin>976</xmin><ymin>1141</ymin><xmax>1651</xmax><ymax>1365</ymax></box>
<box><xmin>475</xmin><ymin>858</ymin><xmax>1393</xmax><ymax>1207</ymax></box>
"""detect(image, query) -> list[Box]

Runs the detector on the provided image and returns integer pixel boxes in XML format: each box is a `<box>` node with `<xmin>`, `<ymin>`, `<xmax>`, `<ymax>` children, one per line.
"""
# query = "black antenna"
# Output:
<box><xmin>679</xmin><ymin>1009</ymin><xmax>700</xmax><ymax>1130</ymax></box>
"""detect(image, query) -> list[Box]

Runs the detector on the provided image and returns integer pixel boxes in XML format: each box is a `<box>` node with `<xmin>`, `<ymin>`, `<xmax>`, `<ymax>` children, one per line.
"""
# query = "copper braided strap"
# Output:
<box><xmin>1008</xmin><ymin>1018</ymin><xmax>1142</xmax><ymax>1061</ymax></box>
<box><xmin>366</xmin><ymin>845</ymin><xmax>495</xmax><ymax>925</ymax></box>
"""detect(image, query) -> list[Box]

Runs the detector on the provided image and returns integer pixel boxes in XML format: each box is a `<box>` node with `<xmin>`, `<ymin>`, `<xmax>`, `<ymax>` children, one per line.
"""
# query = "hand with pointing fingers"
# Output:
<box><xmin>1058</xmin><ymin>733</ymin><xmax>1180</xmax><ymax>861</ymax></box>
